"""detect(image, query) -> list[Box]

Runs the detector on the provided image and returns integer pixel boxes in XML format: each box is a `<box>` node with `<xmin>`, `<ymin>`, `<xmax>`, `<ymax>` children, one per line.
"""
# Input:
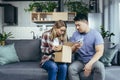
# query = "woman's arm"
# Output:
<box><xmin>41</xmin><ymin>32</ymin><xmax>52</xmax><ymax>54</ymax></box>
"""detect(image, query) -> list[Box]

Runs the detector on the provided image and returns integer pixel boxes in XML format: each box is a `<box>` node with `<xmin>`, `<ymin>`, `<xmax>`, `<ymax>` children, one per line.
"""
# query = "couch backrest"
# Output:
<box><xmin>116</xmin><ymin>44</ymin><xmax>120</xmax><ymax>65</ymax></box>
<box><xmin>5</xmin><ymin>39</ymin><xmax>42</xmax><ymax>62</ymax></box>
<box><xmin>111</xmin><ymin>44</ymin><xmax>120</xmax><ymax>65</ymax></box>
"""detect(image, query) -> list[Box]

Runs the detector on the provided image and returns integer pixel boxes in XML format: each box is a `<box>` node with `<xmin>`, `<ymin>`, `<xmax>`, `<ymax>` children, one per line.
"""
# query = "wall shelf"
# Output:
<box><xmin>31</xmin><ymin>12</ymin><xmax>76</xmax><ymax>23</ymax></box>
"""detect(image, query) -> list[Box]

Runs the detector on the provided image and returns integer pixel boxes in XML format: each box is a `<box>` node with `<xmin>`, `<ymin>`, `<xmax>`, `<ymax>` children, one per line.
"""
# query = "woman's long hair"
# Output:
<box><xmin>49</xmin><ymin>20</ymin><xmax>67</xmax><ymax>43</ymax></box>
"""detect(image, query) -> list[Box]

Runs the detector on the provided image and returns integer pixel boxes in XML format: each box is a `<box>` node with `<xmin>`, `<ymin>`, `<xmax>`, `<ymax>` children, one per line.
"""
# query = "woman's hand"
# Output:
<box><xmin>52</xmin><ymin>45</ymin><xmax>62</xmax><ymax>51</ymax></box>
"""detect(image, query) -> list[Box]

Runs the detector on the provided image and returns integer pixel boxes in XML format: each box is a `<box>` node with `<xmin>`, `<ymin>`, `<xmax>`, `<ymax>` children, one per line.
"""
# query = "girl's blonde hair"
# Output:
<box><xmin>49</xmin><ymin>20</ymin><xmax>67</xmax><ymax>43</ymax></box>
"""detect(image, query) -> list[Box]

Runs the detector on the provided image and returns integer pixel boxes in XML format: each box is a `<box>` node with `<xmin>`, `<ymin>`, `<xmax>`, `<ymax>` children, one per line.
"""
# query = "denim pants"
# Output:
<box><xmin>42</xmin><ymin>60</ymin><xmax>67</xmax><ymax>80</ymax></box>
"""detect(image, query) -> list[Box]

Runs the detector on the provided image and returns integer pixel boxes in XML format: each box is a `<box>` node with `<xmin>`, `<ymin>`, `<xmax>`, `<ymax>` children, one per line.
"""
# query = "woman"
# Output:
<box><xmin>40</xmin><ymin>20</ymin><xmax>68</xmax><ymax>80</ymax></box>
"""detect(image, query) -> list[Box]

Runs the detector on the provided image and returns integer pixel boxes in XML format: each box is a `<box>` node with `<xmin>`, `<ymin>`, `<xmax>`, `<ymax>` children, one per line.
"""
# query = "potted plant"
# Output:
<box><xmin>24</xmin><ymin>1</ymin><xmax>57</xmax><ymax>12</ymax></box>
<box><xmin>100</xmin><ymin>25</ymin><xmax>115</xmax><ymax>47</ymax></box>
<box><xmin>24</xmin><ymin>2</ymin><xmax>42</xmax><ymax>12</ymax></box>
<box><xmin>65</xmin><ymin>0</ymin><xmax>90</xmax><ymax>16</ymax></box>
<box><xmin>0</xmin><ymin>32</ymin><xmax>13</xmax><ymax>46</ymax></box>
<box><xmin>46</xmin><ymin>1</ymin><xmax>57</xmax><ymax>12</ymax></box>
<box><xmin>100</xmin><ymin>25</ymin><xmax>115</xmax><ymax>41</ymax></box>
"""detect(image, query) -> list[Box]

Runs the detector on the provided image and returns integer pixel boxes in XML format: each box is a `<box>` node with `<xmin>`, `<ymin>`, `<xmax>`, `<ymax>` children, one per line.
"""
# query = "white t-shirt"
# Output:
<box><xmin>53</xmin><ymin>38</ymin><xmax>59</xmax><ymax>46</ymax></box>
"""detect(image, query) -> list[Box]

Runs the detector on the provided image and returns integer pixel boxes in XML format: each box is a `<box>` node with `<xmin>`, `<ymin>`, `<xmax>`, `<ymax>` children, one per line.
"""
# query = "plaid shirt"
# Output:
<box><xmin>41</xmin><ymin>31</ymin><xmax>53</xmax><ymax>54</ymax></box>
<box><xmin>40</xmin><ymin>30</ymin><xmax>59</xmax><ymax>66</ymax></box>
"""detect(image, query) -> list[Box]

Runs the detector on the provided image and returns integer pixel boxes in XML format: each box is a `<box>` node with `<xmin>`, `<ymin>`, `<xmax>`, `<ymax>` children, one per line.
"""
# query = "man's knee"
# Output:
<box><xmin>68</xmin><ymin>61</ymin><xmax>84</xmax><ymax>73</ymax></box>
<box><xmin>68</xmin><ymin>64</ymin><xmax>75</xmax><ymax>73</ymax></box>
<box><xmin>93</xmin><ymin>61</ymin><xmax>105</xmax><ymax>73</ymax></box>
<box><xmin>92</xmin><ymin>61</ymin><xmax>105</xmax><ymax>80</ymax></box>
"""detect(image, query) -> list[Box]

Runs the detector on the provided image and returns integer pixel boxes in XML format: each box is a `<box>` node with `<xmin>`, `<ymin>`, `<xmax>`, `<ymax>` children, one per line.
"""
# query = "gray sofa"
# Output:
<box><xmin>105</xmin><ymin>51</ymin><xmax>120</xmax><ymax>80</ymax></box>
<box><xmin>0</xmin><ymin>39</ymin><xmax>48</xmax><ymax>80</ymax></box>
<box><xmin>0</xmin><ymin>39</ymin><xmax>120</xmax><ymax>80</ymax></box>
<box><xmin>104</xmin><ymin>43</ymin><xmax>120</xmax><ymax>80</ymax></box>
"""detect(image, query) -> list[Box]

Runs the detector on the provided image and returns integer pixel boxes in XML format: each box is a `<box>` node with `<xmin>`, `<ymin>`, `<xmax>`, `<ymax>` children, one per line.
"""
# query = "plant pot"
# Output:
<box><xmin>0</xmin><ymin>41</ymin><xmax>5</xmax><ymax>46</ymax></box>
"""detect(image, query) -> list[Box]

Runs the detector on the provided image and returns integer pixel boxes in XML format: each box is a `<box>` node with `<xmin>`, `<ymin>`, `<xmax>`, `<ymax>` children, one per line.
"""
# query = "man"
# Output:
<box><xmin>68</xmin><ymin>14</ymin><xmax>105</xmax><ymax>80</ymax></box>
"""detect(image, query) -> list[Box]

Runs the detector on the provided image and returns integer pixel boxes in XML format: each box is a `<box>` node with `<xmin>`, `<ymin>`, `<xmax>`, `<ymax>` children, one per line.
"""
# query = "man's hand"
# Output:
<box><xmin>83</xmin><ymin>62</ymin><xmax>92</xmax><ymax>77</ymax></box>
<box><xmin>72</xmin><ymin>42</ymin><xmax>83</xmax><ymax>52</ymax></box>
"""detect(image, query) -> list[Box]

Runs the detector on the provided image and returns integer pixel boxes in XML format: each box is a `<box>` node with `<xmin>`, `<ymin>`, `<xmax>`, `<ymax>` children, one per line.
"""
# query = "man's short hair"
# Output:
<box><xmin>74</xmin><ymin>13</ymin><xmax>88</xmax><ymax>21</ymax></box>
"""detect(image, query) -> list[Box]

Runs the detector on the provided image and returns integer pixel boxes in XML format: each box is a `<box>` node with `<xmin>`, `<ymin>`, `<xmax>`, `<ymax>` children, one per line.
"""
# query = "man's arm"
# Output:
<box><xmin>83</xmin><ymin>44</ymin><xmax>104</xmax><ymax>77</ymax></box>
<box><xmin>88</xmin><ymin>44</ymin><xmax>104</xmax><ymax>65</ymax></box>
<box><xmin>84</xmin><ymin>44</ymin><xmax>104</xmax><ymax>71</ymax></box>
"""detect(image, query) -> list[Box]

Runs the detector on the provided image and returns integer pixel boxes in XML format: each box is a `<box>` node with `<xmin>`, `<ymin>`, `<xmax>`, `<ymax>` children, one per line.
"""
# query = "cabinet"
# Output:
<box><xmin>31</xmin><ymin>12</ymin><xmax>76</xmax><ymax>23</ymax></box>
<box><xmin>2</xmin><ymin>4</ymin><xmax>18</xmax><ymax>25</ymax></box>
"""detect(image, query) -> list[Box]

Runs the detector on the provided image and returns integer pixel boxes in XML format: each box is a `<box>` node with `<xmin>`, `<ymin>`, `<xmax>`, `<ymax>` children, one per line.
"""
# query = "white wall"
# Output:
<box><xmin>4</xmin><ymin>26</ymin><xmax>41</xmax><ymax>39</ymax></box>
<box><xmin>104</xmin><ymin>0</ymin><xmax>120</xmax><ymax>44</ymax></box>
<box><xmin>110</xmin><ymin>0</ymin><xmax>120</xmax><ymax>44</ymax></box>
<box><xmin>2</xmin><ymin>1</ymin><xmax>76</xmax><ymax>39</ymax></box>
<box><xmin>4</xmin><ymin>23</ymin><xmax>76</xmax><ymax>39</ymax></box>
<box><xmin>0</xmin><ymin>0</ymin><xmax>2</xmax><ymax>33</ymax></box>
<box><xmin>3</xmin><ymin>0</ymin><xmax>119</xmax><ymax>44</ymax></box>
<box><xmin>88</xmin><ymin>13</ymin><xmax>102</xmax><ymax>32</ymax></box>
<box><xmin>2</xmin><ymin>1</ymin><xmax>77</xmax><ymax>27</ymax></box>
<box><xmin>104</xmin><ymin>0</ymin><xmax>110</xmax><ymax>30</ymax></box>
<box><xmin>2</xmin><ymin>1</ymin><xmax>36</xmax><ymax>27</ymax></box>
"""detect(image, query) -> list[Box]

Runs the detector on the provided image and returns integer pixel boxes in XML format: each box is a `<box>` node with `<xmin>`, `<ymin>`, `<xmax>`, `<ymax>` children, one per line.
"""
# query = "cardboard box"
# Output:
<box><xmin>54</xmin><ymin>45</ymin><xmax>72</xmax><ymax>63</ymax></box>
<box><xmin>64</xmin><ymin>42</ymin><xmax>74</xmax><ymax>47</ymax></box>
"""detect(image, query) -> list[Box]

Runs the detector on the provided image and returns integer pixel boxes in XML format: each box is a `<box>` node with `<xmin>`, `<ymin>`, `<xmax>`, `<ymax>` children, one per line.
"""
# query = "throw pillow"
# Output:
<box><xmin>118</xmin><ymin>51</ymin><xmax>120</xmax><ymax>65</ymax></box>
<box><xmin>0</xmin><ymin>43</ymin><xmax>19</xmax><ymax>65</ymax></box>
<box><xmin>5</xmin><ymin>39</ymin><xmax>41</xmax><ymax>61</ymax></box>
<box><xmin>100</xmin><ymin>46</ymin><xmax>118</xmax><ymax>67</ymax></box>
<box><xmin>111</xmin><ymin>52</ymin><xmax>119</xmax><ymax>65</ymax></box>
<box><xmin>117</xmin><ymin>44</ymin><xmax>120</xmax><ymax>65</ymax></box>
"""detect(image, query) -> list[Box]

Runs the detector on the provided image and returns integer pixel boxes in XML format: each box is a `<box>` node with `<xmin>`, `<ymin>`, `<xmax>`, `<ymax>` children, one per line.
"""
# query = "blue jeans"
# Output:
<box><xmin>42</xmin><ymin>60</ymin><xmax>67</xmax><ymax>80</ymax></box>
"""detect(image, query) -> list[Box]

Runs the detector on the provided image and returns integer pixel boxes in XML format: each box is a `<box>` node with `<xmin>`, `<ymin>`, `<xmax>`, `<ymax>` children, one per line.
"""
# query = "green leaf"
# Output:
<box><xmin>0</xmin><ymin>32</ymin><xmax>14</xmax><ymax>41</ymax></box>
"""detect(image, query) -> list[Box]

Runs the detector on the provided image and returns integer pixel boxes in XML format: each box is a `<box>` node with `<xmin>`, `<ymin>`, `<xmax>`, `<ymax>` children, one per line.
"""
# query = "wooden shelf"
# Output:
<box><xmin>31</xmin><ymin>12</ymin><xmax>76</xmax><ymax>23</ymax></box>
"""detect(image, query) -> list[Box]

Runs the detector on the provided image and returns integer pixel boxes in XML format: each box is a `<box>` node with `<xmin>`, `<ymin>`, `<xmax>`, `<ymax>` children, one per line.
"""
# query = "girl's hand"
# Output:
<box><xmin>52</xmin><ymin>45</ymin><xmax>62</xmax><ymax>51</ymax></box>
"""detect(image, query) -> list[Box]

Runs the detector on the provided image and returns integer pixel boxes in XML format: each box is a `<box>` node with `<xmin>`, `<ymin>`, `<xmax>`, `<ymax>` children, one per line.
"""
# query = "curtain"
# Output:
<box><xmin>110</xmin><ymin>0</ymin><xmax>120</xmax><ymax>44</ymax></box>
<box><xmin>104</xmin><ymin>0</ymin><xmax>120</xmax><ymax>44</ymax></box>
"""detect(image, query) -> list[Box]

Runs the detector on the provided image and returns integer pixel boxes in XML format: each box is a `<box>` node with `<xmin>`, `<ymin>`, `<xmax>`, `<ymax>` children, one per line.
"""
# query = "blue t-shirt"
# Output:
<box><xmin>70</xmin><ymin>29</ymin><xmax>104</xmax><ymax>63</ymax></box>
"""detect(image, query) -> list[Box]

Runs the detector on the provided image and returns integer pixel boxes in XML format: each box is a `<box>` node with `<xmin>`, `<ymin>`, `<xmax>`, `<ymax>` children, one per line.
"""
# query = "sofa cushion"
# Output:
<box><xmin>0</xmin><ymin>43</ymin><xmax>19</xmax><ymax>65</ymax></box>
<box><xmin>118</xmin><ymin>51</ymin><xmax>120</xmax><ymax>65</ymax></box>
<box><xmin>5</xmin><ymin>39</ymin><xmax>42</xmax><ymax>61</ymax></box>
<box><xmin>100</xmin><ymin>45</ymin><xmax>118</xmax><ymax>67</ymax></box>
<box><xmin>111</xmin><ymin>52</ymin><xmax>119</xmax><ymax>65</ymax></box>
<box><xmin>105</xmin><ymin>66</ymin><xmax>120</xmax><ymax>80</ymax></box>
<box><xmin>0</xmin><ymin>62</ymin><xmax>48</xmax><ymax>80</ymax></box>
<box><xmin>116</xmin><ymin>44</ymin><xmax>120</xmax><ymax>65</ymax></box>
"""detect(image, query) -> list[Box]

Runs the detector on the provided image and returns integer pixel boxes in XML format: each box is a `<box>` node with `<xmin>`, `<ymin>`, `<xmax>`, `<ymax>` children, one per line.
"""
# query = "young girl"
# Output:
<box><xmin>40</xmin><ymin>20</ymin><xmax>68</xmax><ymax>80</ymax></box>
